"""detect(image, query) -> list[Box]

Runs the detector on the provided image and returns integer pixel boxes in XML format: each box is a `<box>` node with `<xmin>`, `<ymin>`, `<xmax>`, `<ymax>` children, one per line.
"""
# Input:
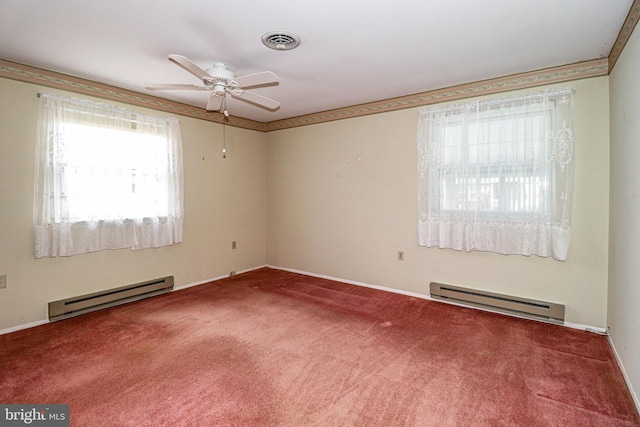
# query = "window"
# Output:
<box><xmin>63</xmin><ymin>124</ymin><xmax>171</xmax><ymax>222</ymax></box>
<box><xmin>417</xmin><ymin>89</ymin><xmax>574</xmax><ymax>260</ymax></box>
<box><xmin>437</xmin><ymin>111</ymin><xmax>550</xmax><ymax>218</ymax></box>
<box><xmin>34</xmin><ymin>93</ymin><xmax>183</xmax><ymax>258</ymax></box>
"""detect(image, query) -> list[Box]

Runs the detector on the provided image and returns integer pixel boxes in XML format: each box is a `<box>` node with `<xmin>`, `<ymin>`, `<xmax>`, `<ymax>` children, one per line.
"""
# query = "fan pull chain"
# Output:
<box><xmin>222</xmin><ymin>98</ymin><xmax>228</xmax><ymax>159</ymax></box>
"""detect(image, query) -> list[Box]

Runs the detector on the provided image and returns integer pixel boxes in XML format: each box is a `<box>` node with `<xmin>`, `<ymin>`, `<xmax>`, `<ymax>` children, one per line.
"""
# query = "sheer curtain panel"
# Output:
<box><xmin>34</xmin><ymin>93</ymin><xmax>184</xmax><ymax>258</ymax></box>
<box><xmin>417</xmin><ymin>89</ymin><xmax>575</xmax><ymax>260</ymax></box>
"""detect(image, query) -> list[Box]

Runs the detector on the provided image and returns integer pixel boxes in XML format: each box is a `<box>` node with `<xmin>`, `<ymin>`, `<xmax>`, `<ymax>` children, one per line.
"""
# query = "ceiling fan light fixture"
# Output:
<box><xmin>262</xmin><ymin>31</ymin><xmax>300</xmax><ymax>51</ymax></box>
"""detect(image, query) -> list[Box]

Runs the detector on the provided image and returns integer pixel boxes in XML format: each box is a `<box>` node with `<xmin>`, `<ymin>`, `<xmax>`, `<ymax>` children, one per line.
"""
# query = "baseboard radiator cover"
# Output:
<box><xmin>49</xmin><ymin>276</ymin><xmax>174</xmax><ymax>321</ymax></box>
<box><xmin>430</xmin><ymin>282</ymin><xmax>565</xmax><ymax>325</ymax></box>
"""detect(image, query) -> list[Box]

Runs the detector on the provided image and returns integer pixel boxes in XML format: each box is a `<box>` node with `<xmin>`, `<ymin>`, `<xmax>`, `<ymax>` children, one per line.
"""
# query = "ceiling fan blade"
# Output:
<box><xmin>168</xmin><ymin>54</ymin><xmax>211</xmax><ymax>81</ymax></box>
<box><xmin>145</xmin><ymin>83</ymin><xmax>209</xmax><ymax>91</ymax></box>
<box><xmin>231</xmin><ymin>90</ymin><xmax>280</xmax><ymax>110</ymax></box>
<box><xmin>233</xmin><ymin>71</ymin><xmax>279</xmax><ymax>89</ymax></box>
<box><xmin>206</xmin><ymin>93</ymin><xmax>224</xmax><ymax>111</ymax></box>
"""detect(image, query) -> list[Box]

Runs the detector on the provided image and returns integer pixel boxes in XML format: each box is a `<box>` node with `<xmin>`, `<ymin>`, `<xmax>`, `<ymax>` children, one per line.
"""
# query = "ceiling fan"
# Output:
<box><xmin>146</xmin><ymin>54</ymin><xmax>280</xmax><ymax>112</ymax></box>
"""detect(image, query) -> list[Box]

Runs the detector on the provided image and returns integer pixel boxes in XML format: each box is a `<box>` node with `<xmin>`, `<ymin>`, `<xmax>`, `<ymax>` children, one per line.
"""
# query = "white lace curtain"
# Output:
<box><xmin>417</xmin><ymin>88</ymin><xmax>574</xmax><ymax>260</ymax></box>
<box><xmin>34</xmin><ymin>93</ymin><xmax>184</xmax><ymax>258</ymax></box>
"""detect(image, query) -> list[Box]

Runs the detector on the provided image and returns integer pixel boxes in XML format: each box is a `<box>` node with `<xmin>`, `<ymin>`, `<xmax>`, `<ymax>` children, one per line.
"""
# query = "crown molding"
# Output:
<box><xmin>264</xmin><ymin>58</ymin><xmax>609</xmax><ymax>131</ymax></box>
<box><xmin>0</xmin><ymin>59</ymin><xmax>266</xmax><ymax>132</ymax></box>
<box><xmin>0</xmin><ymin>57</ymin><xmax>609</xmax><ymax>133</ymax></box>
<box><xmin>608</xmin><ymin>0</ymin><xmax>640</xmax><ymax>72</ymax></box>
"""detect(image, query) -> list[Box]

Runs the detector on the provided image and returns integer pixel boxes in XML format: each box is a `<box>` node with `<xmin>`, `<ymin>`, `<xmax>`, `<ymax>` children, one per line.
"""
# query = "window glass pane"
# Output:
<box><xmin>64</xmin><ymin>123</ymin><xmax>169</xmax><ymax>221</ymax></box>
<box><xmin>438</xmin><ymin>111</ymin><xmax>549</xmax><ymax>217</ymax></box>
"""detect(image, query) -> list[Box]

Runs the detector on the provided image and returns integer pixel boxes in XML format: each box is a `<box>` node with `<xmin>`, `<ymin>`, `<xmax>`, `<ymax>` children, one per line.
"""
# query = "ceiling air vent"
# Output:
<box><xmin>262</xmin><ymin>31</ymin><xmax>300</xmax><ymax>51</ymax></box>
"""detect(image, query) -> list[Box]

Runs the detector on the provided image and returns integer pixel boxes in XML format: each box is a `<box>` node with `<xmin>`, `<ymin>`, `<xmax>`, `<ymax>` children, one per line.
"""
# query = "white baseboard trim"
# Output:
<box><xmin>267</xmin><ymin>264</ymin><xmax>608</xmax><ymax>333</ymax></box>
<box><xmin>565</xmin><ymin>322</ymin><xmax>608</xmax><ymax>334</ymax></box>
<box><xmin>267</xmin><ymin>264</ymin><xmax>430</xmax><ymax>299</ymax></box>
<box><xmin>0</xmin><ymin>319</ymin><xmax>49</xmax><ymax>336</ymax></box>
<box><xmin>607</xmin><ymin>334</ymin><xmax>640</xmax><ymax>415</ymax></box>
<box><xmin>173</xmin><ymin>265</ymin><xmax>268</xmax><ymax>291</ymax></box>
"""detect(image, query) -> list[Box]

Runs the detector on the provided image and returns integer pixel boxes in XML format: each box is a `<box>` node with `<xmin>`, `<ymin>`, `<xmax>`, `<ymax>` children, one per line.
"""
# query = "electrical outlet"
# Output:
<box><xmin>397</xmin><ymin>251</ymin><xmax>405</xmax><ymax>261</ymax></box>
<box><xmin>232</xmin><ymin>241</ymin><xmax>237</xmax><ymax>250</ymax></box>
<box><xmin>0</xmin><ymin>274</ymin><xmax>6</xmax><ymax>289</ymax></box>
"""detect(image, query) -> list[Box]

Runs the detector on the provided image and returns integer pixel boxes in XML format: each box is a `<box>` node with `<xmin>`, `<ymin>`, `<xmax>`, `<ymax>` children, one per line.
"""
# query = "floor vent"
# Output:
<box><xmin>430</xmin><ymin>282</ymin><xmax>565</xmax><ymax>324</ymax></box>
<box><xmin>49</xmin><ymin>276</ymin><xmax>174</xmax><ymax>322</ymax></box>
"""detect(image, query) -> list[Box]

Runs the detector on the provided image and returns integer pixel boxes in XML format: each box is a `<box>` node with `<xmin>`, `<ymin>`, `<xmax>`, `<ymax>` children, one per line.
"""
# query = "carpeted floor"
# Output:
<box><xmin>1</xmin><ymin>268</ymin><xmax>638</xmax><ymax>426</ymax></box>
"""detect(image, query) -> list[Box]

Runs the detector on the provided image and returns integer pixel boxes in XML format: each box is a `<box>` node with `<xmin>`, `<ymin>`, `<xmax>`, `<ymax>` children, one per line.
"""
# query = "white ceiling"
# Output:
<box><xmin>0</xmin><ymin>0</ymin><xmax>633</xmax><ymax>123</ymax></box>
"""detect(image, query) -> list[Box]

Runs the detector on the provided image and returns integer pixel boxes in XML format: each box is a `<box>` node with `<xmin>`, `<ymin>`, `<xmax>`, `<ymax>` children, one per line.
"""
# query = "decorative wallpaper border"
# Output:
<box><xmin>608</xmin><ymin>0</ymin><xmax>640</xmax><ymax>71</ymax></box>
<box><xmin>0</xmin><ymin>59</ymin><xmax>265</xmax><ymax>132</ymax></box>
<box><xmin>263</xmin><ymin>59</ymin><xmax>609</xmax><ymax>131</ymax></box>
<box><xmin>0</xmin><ymin>57</ymin><xmax>612</xmax><ymax>133</ymax></box>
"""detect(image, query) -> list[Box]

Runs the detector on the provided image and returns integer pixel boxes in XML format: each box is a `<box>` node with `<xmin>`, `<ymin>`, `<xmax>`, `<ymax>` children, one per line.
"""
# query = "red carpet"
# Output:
<box><xmin>1</xmin><ymin>268</ymin><xmax>638</xmax><ymax>426</ymax></box>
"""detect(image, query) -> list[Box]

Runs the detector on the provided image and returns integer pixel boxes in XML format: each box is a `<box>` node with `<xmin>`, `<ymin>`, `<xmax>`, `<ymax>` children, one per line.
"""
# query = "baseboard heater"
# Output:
<box><xmin>48</xmin><ymin>276</ymin><xmax>174</xmax><ymax>322</ymax></box>
<box><xmin>430</xmin><ymin>282</ymin><xmax>565</xmax><ymax>324</ymax></box>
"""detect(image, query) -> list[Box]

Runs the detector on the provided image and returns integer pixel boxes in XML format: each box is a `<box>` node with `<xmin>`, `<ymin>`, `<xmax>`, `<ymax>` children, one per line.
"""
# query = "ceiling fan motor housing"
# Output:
<box><xmin>206</xmin><ymin>64</ymin><xmax>235</xmax><ymax>80</ymax></box>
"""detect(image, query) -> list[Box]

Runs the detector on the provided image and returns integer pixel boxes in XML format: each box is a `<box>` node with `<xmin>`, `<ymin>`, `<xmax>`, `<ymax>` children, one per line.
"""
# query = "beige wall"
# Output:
<box><xmin>0</xmin><ymin>78</ymin><xmax>267</xmax><ymax>330</ymax></box>
<box><xmin>609</xmin><ymin>20</ymin><xmax>640</xmax><ymax>406</ymax></box>
<box><xmin>0</xmin><ymin>74</ymin><xmax>612</xmax><ymax>332</ymax></box>
<box><xmin>267</xmin><ymin>77</ymin><xmax>610</xmax><ymax>328</ymax></box>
